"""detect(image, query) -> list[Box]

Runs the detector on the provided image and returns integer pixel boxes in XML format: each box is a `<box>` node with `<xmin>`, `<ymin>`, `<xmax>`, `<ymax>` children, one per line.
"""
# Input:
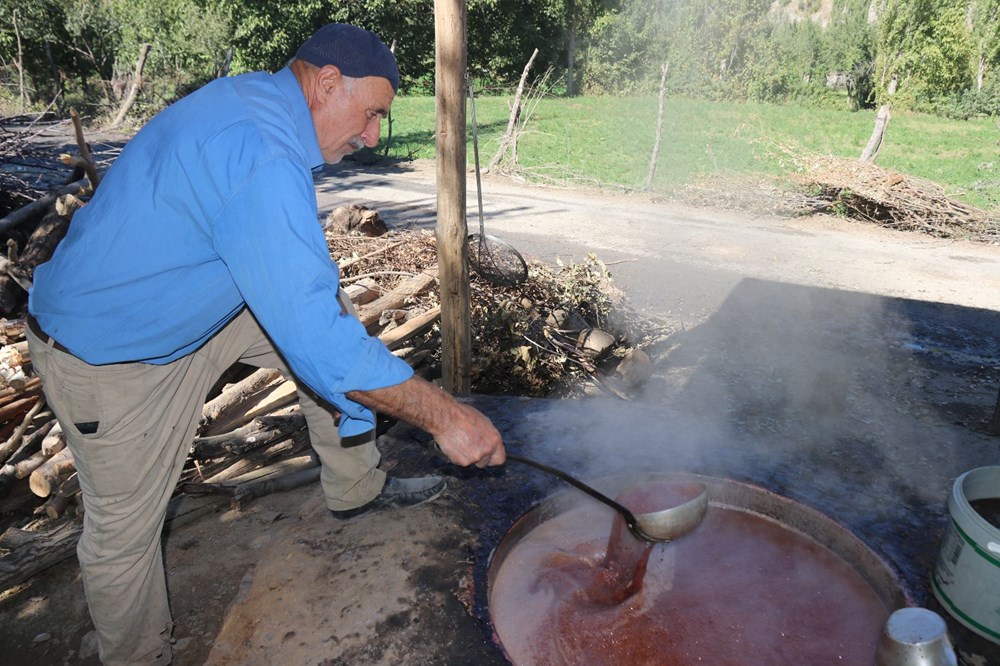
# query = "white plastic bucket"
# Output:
<box><xmin>932</xmin><ymin>466</ymin><xmax>1000</xmax><ymax>643</ymax></box>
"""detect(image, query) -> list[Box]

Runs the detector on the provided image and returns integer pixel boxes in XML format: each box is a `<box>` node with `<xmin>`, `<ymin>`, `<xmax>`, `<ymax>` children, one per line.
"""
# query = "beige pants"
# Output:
<box><xmin>27</xmin><ymin>305</ymin><xmax>385</xmax><ymax>665</ymax></box>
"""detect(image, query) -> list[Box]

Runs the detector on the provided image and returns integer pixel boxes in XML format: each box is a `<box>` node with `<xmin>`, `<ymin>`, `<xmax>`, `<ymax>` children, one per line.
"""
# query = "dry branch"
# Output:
<box><xmin>488</xmin><ymin>48</ymin><xmax>539</xmax><ymax>174</ymax></box>
<box><xmin>69</xmin><ymin>109</ymin><xmax>101</xmax><ymax>188</ymax></box>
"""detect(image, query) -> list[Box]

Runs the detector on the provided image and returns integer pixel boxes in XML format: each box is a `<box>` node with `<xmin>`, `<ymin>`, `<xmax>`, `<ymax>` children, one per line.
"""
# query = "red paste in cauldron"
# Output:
<box><xmin>490</xmin><ymin>482</ymin><xmax>888</xmax><ymax>665</ymax></box>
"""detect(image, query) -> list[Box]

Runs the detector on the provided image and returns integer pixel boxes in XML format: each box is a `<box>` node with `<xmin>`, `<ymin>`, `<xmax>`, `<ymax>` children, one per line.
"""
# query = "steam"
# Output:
<box><xmin>503</xmin><ymin>272</ymin><xmax>978</xmax><ymax>518</ymax></box>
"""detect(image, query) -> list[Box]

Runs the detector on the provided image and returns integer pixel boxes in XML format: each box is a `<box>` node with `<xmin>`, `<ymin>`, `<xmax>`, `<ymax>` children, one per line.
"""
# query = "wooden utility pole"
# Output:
<box><xmin>434</xmin><ymin>0</ymin><xmax>471</xmax><ymax>394</ymax></box>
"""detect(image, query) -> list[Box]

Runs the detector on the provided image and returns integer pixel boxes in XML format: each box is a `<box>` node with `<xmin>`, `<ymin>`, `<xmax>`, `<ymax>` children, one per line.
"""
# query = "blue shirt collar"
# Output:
<box><xmin>273</xmin><ymin>66</ymin><xmax>324</xmax><ymax>170</ymax></box>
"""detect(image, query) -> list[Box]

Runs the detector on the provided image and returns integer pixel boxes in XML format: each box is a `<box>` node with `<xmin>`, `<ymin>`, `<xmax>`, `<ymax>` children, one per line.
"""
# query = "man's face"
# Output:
<box><xmin>311</xmin><ymin>67</ymin><xmax>394</xmax><ymax>164</ymax></box>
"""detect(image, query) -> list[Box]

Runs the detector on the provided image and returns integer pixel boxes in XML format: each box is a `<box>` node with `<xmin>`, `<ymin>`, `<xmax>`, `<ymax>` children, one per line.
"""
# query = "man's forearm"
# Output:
<box><xmin>347</xmin><ymin>376</ymin><xmax>505</xmax><ymax>467</ymax></box>
<box><xmin>347</xmin><ymin>375</ymin><xmax>456</xmax><ymax>435</ymax></box>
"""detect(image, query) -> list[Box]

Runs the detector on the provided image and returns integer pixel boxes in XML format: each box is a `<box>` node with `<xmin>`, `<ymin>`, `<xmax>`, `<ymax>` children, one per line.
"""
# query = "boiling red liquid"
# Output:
<box><xmin>491</xmin><ymin>483</ymin><xmax>888</xmax><ymax>665</ymax></box>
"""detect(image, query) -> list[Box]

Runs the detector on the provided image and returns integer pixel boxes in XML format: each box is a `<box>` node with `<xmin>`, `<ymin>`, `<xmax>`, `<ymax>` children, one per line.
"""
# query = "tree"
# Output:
<box><xmin>873</xmin><ymin>0</ymin><xmax>976</xmax><ymax>106</ymax></box>
<box><xmin>824</xmin><ymin>0</ymin><xmax>877</xmax><ymax>109</ymax></box>
<box><xmin>969</xmin><ymin>0</ymin><xmax>1000</xmax><ymax>91</ymax></box>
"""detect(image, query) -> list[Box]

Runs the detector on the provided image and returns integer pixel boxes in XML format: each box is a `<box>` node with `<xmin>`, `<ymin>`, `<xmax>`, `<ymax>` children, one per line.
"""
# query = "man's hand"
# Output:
<box><xmin>432</xmin><ymin>402</ymin><xmax>505</xmax><ymax>468</ymax></box>
<box><xmin>348</xmin><ymin>375</ymin><xmax>505</xmax><ymax>468</ymax></box>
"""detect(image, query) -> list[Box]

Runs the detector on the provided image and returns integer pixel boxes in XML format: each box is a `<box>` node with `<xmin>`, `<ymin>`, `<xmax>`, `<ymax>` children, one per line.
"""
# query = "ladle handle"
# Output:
<box><xmin>505</xmin><ymin>454</ymin><xmax>650</xmax><ymax>541</ymax></box>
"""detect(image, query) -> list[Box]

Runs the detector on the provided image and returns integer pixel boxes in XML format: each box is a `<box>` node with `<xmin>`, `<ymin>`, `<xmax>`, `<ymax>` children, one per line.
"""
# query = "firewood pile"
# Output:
<box><xmin>680</xmin><ymin>155</ymin><xmax>1000</xmax><ymax>244</ymax></box>
<box><xmin>0</xmin><ymin>145</ymin><xmax>668</xmax><ymax>590</ymax></box>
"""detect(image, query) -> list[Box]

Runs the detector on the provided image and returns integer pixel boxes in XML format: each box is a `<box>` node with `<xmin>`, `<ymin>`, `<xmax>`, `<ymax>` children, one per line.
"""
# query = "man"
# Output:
<box><xmin>26</xmin><ymin>23</ymin><xmax>505</xmax><ymax>665</ymax></box>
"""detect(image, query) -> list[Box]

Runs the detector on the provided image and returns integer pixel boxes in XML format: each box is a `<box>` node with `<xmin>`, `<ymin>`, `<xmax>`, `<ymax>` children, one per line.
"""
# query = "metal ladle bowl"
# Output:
<box><xmin>506</xmin><ymin>454</ymin><xmax>708</xmax><ymax>543</ymax></box>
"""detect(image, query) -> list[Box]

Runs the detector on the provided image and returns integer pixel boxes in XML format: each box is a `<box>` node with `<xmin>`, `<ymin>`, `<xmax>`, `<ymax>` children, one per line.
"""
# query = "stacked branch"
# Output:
<box><xmin>680</xmin><ymin>154</ymin><xmax>1000</xmax><ymax>245</ymax></box>
<box><xmin>797</xmin><ymin>156</ymin><xmax>1000</xmax><ymax>242</ymax></box>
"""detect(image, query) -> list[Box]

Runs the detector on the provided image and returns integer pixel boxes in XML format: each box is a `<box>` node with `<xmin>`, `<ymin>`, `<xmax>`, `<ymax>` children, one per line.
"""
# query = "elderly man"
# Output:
<box><xmin>26</xmin><ymin>23</ymin><xmax>505</xmax><ymax>665</ymax></box>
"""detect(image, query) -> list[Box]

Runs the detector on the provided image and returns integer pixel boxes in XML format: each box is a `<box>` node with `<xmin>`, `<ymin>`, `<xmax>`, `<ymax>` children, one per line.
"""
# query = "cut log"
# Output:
<box><xmin>0</xmin><ymin>375</ymin><xmax>41</xmax><ymax>404</ymax></box>
<box><xmin>342</xmin><ymin>277</ymin><xmax>381</xmax><ymax>306</ymax></box>
<box><xmin>29</xmin><ymin>446</ymin><xmax>74</xmax><ymax>497</ymax></box>
<box><xmin>0</xmin><ymin>491</ymin><xmax>230</xmax><ymax>590</ymax></box>
<box><xmin>190</xmin><ymin>413</ymin><xmax>305</xmax><ymax>459</ymax></box>
<box><xmin>200</xmin><ymin>430</ymin><xmax>311</xmax><ymax>484</ymax></box>
<box><xmin>379</xmin><ymin>306</ymin><xmax>441</xmax><ymax>350</ymax></box>
<box><xmin>357</xmin><ymin>267</ymin><xmax>438</xmax><ymax>329</ymax></box>
<box><xmin>0</xmin><ymin>393</ymin><xmax>40</xmax><ymax>424</ymax></box>
<box><xmin>11</xmin><ymin>199</ymin><xmax>82</xmax><ymax>287</ymax></box>
<box><xmin>0</xmin><ymin>419</ymin><xmax>54</xmax><ymax>497</ymax></box>
<box><xmin>226</xmin><ymin>452</ymin><xmax>318</xmax><ymax>485</ymax></box>
<box><xmin>40</xmin><ymin>421</ymin><xmax>64</xmax><ymax>456</ymax></box>
<box><xmin>0</xmin><ymin>396</ymin><xmax>47</xmax><ymax>463</ymax></box>
<box><xmin>12</xmin><ymin>448</ymin><xmax>50</xmax><ymax>480</ymax></box>
<box><xmin>199</xmin><ymin>367</ymin><xmax>282</xmax><ymax>436</ymax></box>
<box><xmin>0</xmin><ymin>178</ymin><xmax>89</xmax><ymax>236</ymax></box>
<box><xmin>0</xmin><ymin>320</ymin><xmax>25</xmax><ymax>345</ymax></box>
<box><xmin>0</xmin><ymin>520</ymin><xmax>81</xmax><ymax>590</ymax></box>
<box><xmin>230</xmin><ymin>464</ymin><xmax>320</xmax><ymax>510</ymax></box>
<box><xmin>43</xmin><ymin>473</ymin><xmax>79</xmax><ymax>519</ymax></box>
<box><xmin>0</xmin><ymin>395</ymin><xmax>46</xmax><ymax>464</ymax></box>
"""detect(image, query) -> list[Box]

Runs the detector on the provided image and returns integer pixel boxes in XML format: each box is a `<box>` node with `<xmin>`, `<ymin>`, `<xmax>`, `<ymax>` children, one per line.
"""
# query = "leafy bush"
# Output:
<box><xmin>918</xmin><ymin>79</ymin><xmax>1000</xmax><ymax>119</ymax></box>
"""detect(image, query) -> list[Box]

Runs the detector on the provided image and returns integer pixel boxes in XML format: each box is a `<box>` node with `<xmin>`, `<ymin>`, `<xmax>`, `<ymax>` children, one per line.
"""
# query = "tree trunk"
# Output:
<box><xmin>44</xmin><ymin>42</ymin><xmax>64</xmax><ymax>114</ymax></box>
<box><xmin>860</xmin><ymin>105</ymin><xmax>891</xmax><ymax>162</ymax></box>
<box><xmin>567</xmin><ymin>17</ymin><xmax>578</xmax><ymax>96</ymax></box>
<box><xmin>12</xmin><ymin>9</ymin><xmax>28</xmax><ymax>113</ymax></box>
<box><xmin>861</xmin><ymin>74</ymin><xmax>897</xmax><ymax>163</ymax></box>
<box><xmin>109</xmin><ymin>43</ymin><xmax>152</xmax><ymax>128</ymax></box>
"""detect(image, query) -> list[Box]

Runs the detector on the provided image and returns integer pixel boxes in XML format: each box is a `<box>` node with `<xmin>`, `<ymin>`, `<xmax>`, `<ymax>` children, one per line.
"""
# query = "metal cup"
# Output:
<box><xmin>874</xmin><ymin>607</ymin><xmax>957</xmax><ymax>666</ymax></box>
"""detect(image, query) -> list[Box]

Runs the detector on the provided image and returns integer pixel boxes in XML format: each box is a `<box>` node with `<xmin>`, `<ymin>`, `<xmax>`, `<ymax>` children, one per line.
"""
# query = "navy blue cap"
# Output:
<box><xmin>295</xmin><ymin>23</ymin><xmax>399</xmax><ymax>92</ymax></box>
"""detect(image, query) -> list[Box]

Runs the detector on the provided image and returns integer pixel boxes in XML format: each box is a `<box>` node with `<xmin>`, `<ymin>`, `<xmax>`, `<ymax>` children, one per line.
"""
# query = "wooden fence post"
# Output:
<box><xmin>434</xmin><ymin>0</ymin><xmax>471</xmax><ymax>394</ymax></box>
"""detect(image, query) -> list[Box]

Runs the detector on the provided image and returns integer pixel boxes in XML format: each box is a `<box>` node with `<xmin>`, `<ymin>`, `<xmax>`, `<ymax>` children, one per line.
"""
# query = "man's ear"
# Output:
<box><xmin>315</xmin><ymin>64</ymin><xmax>343</xmax><ymax>99</ymax></box>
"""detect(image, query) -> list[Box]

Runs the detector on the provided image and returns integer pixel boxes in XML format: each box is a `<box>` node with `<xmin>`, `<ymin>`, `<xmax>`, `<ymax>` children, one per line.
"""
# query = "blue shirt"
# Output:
<box><xmin>29</xmin><ymin>67</ymin><xmax>413</xmax><ymax>436</ymax></box>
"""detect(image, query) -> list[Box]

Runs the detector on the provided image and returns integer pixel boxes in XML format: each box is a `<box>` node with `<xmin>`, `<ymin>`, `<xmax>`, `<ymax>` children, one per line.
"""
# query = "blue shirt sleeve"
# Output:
<box><xmin>212</xmin><ymin>156</ymin><xmax>414</xmax><ymax>436</ymax></box>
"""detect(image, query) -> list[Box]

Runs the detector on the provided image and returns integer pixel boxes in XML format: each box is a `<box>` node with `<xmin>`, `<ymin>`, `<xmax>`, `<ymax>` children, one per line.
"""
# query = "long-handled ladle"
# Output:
<box><xmin>505</xmin><ymin>454</ymin><xmax>708</xmax><ymax>543</ymax></box>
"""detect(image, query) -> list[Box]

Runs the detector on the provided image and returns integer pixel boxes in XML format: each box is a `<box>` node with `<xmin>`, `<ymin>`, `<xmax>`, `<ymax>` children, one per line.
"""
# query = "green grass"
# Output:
<box><xmin>384</xmin><ymin>95</ymin><xmax>1000</xmax><ymax>211</ymax></box>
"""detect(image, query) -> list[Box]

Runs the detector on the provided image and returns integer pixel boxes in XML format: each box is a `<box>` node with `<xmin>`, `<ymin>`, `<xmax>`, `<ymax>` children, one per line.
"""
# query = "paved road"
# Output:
<box><xmin>317</xmin><ymin>160</ymin><xmax>1000</xmax><ymax>322</ymax></box>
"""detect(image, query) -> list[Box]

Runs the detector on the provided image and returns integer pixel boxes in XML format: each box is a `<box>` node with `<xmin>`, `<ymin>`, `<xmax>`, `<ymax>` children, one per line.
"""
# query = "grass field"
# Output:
<box><xmin>384</xmin><ymin>95</ymin><xmax>1000</xmax><ymax>211</ymax></box>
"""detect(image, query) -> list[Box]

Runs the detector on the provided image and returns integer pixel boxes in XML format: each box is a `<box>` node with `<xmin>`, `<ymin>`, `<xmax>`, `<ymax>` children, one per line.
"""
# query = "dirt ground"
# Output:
<box><xmin>1</xmin><ymin>142</ymin><xmax>999</xmax><ymax>664</ymax></box>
